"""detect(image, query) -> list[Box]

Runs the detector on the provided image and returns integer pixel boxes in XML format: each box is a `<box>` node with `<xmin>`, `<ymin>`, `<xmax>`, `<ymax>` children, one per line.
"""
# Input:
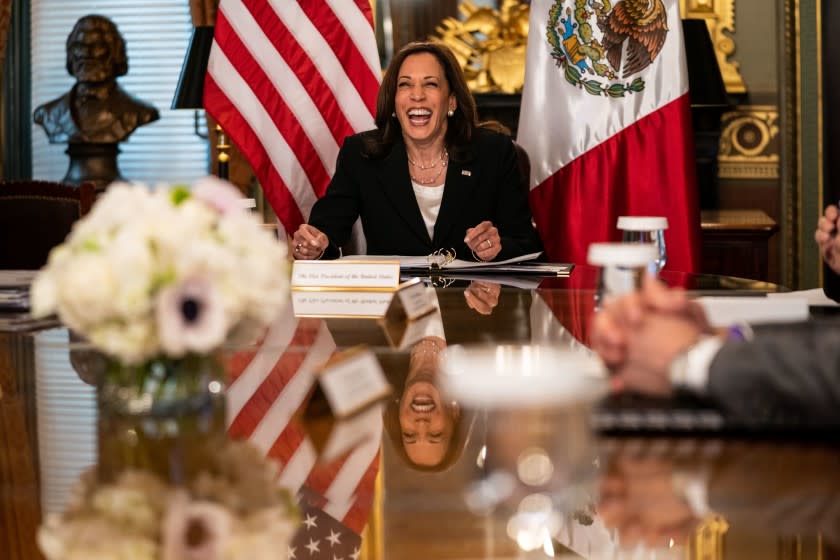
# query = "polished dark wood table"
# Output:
<box><xmin>2</xmin><ymin>268</ymin><xmax>838</xmax><ymax>560</ymax></box>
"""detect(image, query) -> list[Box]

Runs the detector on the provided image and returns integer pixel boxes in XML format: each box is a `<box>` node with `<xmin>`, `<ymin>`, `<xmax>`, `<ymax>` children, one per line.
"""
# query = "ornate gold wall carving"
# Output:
<box><xmin>433</xmin><ymin>0</ymin><xmax>529</xmax><ymax>93</ymax></box>
<box><xmin>680</xmin><ymin>0</ymin><xmax>746</xmax><ymax>93</ymax></box>
<box><xmin>718</xmin><ymin>105</ymin><xmax>780</xmax><ymax>179</ymax></box>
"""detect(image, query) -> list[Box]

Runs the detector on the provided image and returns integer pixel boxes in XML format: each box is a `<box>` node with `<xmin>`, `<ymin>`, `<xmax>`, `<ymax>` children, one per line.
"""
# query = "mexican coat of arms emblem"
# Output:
<box><xmin>546</xmin><ymin>0</ymin><xmax>669</xmax><ymax>97</ymax></box>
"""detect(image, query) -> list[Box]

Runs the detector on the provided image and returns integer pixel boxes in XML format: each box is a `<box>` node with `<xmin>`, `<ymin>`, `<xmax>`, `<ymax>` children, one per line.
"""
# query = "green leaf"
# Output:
<box><xmin>170</xmin><ymin>185</ymin><xmax>191</xmax><ymax>206</ymax></box>
<box><xmin>607</xmin><ymin>83</ymin><xmax>626</xmax><ymax>97</ymax></box>
<box><xmin>583</xmin><ymin>80</ymin><xmax>603</xmax><ymax>96</ymax></box>
<box><xmin>564</xmin><ymin>65</ymin><xmax>580</xmax><ymax>86</ymax></box>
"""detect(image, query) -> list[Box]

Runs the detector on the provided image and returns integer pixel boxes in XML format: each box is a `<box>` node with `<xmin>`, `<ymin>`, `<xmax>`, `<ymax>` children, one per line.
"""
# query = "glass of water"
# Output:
<box><xmin>587</xmin><ymin>242</ymin><xmax>659</xmax><ymax>309</ymax></box>
<box><xmin>616</xmin><ymin>216</ymin><xmax>668</xmax><ymax>271</ymax></box>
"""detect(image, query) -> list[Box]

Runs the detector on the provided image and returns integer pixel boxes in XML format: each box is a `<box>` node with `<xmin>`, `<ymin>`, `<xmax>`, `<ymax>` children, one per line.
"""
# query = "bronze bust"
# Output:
<box><xmin>33</xmin><ymin>15</ymin><xmax>160</xmax><ymax>144</ymax></box>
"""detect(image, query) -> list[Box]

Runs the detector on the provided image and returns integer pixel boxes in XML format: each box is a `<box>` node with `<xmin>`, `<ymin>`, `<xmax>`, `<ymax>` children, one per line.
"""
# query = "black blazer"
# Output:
<box><xmin>309</xmin><ymin>128</ymin><xmax>543</xmax><ymax>260</ymax></box>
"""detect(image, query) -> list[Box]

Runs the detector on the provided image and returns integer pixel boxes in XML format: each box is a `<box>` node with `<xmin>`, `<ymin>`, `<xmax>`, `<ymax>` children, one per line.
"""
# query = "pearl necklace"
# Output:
<box><xmin>409</xmin><ymin>151</ymin><xmax>449</xmax><ymax>185</ymax></box>
<box><xmin>407</xmin><ymin>149</ymin><xmax>447</xmax><ymax>170</ymax></box>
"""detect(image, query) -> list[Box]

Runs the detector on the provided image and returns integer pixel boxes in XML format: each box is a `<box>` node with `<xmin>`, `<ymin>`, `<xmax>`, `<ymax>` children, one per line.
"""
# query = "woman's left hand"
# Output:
<box><xmin>465</xmin><ymin>220</ymin><xmax>501</xmax><ymax>261</ymax></box>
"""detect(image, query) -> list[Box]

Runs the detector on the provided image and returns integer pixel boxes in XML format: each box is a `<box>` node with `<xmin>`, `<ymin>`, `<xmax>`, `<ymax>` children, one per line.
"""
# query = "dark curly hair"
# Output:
<box><xmin>361</xmin><ymin>41</ymin><xmax>479</xmax><ymax>163</ymax></box>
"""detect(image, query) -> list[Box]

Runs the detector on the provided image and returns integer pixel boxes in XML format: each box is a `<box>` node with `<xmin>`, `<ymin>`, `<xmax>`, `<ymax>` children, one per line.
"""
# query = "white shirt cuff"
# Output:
<box><xmin>670</xmin><ymin>336</ymin><xmax>725</xmax><ymax>394</ymax></box>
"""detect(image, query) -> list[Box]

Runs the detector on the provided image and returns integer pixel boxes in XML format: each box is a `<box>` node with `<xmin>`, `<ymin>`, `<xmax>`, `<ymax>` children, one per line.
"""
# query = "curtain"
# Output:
<box><xmin>0</xmin><ymin>0</ymin><xmax>11</xmax><ymax>78</ymax></box>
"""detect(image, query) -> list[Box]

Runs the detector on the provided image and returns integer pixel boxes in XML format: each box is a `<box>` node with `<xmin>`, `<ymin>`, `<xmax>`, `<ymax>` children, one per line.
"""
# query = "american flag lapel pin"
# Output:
<box><xmin>461</xmin><ymin>169</ymin><xmax>471</xmax><ymax>176</ymax></box>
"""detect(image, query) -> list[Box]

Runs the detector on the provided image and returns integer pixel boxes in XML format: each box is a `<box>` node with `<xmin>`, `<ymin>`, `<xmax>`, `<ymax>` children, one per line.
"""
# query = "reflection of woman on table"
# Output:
<box><xmin>292</xmin><ymin>41</ymin><xmax>542</xmax><ymax>261</ymax></box>
<box><xmin>393</xmin><ymin>336</ymin><xmax>460</xmax><ymax>468</ymax></box>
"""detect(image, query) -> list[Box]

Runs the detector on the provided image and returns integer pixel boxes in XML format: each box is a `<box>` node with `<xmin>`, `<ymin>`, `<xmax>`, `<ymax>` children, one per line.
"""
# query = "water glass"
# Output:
<box><xmin>616</xmin><ymin>216</ymin><xmax>668</xmax><ymax>271</ymax></box>
<box><xmin>587</xmin><ymin>242</ymin><xmax>659</xmax><ymax>308</ymax></box>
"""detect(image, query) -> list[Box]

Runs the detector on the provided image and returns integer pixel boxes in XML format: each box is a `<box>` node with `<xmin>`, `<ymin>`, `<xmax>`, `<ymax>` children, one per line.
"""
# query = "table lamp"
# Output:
<box><xmin>171</xmin><ymin>26</ymin><xmax>230</xmax><ymax>180</ymax></box>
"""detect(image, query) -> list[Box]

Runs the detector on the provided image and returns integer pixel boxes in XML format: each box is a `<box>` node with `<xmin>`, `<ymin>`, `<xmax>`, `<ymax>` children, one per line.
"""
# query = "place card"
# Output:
<box><xmin>291</xmin><ymin>260</ymin><xmax>400</xmax><ymax>290</ymax></box>
<box><xmin>291</xmin><ymin>290</ymin><xmax>394</xmax><ymax>318</ymax></box>
<box><xmin>302</xmin><ymin>347</ymin><xmax>391</xmax><ymax>462</ymax></box>
<box><xmin>385</xmin><ymin>277</ymin><xmax>437</xmax><ymax>321</ymax></box>
<box><xmin>381</xmin><ymin>307</ymin><xmax>443</xmax><ymax>350</ymax></box>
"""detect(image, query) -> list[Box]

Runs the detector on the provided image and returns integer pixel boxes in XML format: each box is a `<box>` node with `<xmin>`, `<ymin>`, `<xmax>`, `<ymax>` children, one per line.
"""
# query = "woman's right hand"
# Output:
<box><xmin>291</xmin><ymin>224</ymin><xmax>329</xmax><ymax>260</ymax></box>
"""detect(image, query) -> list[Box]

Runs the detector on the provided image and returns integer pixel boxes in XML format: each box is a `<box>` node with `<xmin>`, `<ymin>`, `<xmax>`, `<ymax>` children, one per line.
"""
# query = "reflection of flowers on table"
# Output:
<box><xmin>38</xmin><ymin>441</ymin><xmax>298</xmax><ymax>560</ymax></box>
<box><xmin>32</xmin><ymin>177</ymin><xmax>289</xmax><ymax>364</ymax></box>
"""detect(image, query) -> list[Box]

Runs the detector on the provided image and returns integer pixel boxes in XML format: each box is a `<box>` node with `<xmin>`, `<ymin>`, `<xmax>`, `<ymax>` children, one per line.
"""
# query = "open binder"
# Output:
<box><xmin>342</xmin><ymin>251</ymin><xmax>573</xmax><ymax>276</ymax></box>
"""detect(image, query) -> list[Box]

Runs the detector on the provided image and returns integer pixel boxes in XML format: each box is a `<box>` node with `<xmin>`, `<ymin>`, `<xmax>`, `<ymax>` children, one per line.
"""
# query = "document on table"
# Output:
<box><xmin>766</xmin><ymin>288</ymin><xmax>839</xmax><ymax>307</ymax></box>
<box><xmin>0</xmin><ymin>270</ymin><xmax>37</xmax><ymax>310</ymax></box>
<box><xmin>343</xmin><ymin>252</ymin><xmax>573</xmax><ymax>276</ymax></box>
<box><xmin>697</xmin><ymin>296</ymin><xmax>810</xmax><ymax>327</ymax></box>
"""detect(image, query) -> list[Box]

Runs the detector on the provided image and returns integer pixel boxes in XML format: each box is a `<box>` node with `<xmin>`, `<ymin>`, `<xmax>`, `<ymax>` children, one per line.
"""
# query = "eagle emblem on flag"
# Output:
<box><xmin>546</xmin><ymin>0</ymin><xmax>668</xmax><ymax>97</ymax></box>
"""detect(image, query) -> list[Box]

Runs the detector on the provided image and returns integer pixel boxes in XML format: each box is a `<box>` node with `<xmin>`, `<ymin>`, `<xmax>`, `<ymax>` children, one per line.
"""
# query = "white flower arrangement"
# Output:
<box><xmin>32</xmin><ymin>177</ymin><xmax>289</xmax><ymax>364</ymax></box>
<box><xmin>38</xmin><ymin>441</ymin><xmax>298</xmax><ymax>560</ymax></box>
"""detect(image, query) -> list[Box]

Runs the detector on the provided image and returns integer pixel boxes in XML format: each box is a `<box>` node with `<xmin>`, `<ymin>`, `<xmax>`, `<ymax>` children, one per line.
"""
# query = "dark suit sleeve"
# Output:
<box><xmin>307</xmin><ymin>138</ymin><xmax>362</xmax><ymax>259</ymax></box>
<box><xmin>490</xmin><ymin>135</ymin><xmax>544</xmax><ymax>261</ymax></box>
<box><xmin>824</xmin><ymin>264</ymin><xmax>840</xmax><ymax>303</ymax></box>
<box><xmin>706</xmin><ymin>319</ymin><xmax>840</xmax><ymax>424</ymax></box>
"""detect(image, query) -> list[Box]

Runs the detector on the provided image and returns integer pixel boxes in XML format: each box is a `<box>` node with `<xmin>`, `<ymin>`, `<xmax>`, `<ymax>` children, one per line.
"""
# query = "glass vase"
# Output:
<box><xmin>96</xmin><ymin>353</ymin><xmax>227</xmax><ymax>484</ymax></box>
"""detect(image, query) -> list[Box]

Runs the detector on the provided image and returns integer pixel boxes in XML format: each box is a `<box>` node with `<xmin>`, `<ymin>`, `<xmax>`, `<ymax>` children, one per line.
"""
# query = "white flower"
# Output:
<box><xmin>38</xmin><ymin>516</ymin><xmax>158</xmax><ymax>560</ymax></box>
<box><xmin>192</xmin><ymin>175</ymin><xmax>248</xmax><ymax>215</ymax></box>
<box><xmin>30</xmin><ymin>179</ymin><xmax>289</xmax><ymax>363</ymax></box>
<box><xmin>54</xmin><ymin>253</ymin><xmax>119</xmax><ymax>329</ymax></box>
<box><xmin>157</xmin><ymin>276</ymin><xmax>228</xmax><ymax>357</ymax></box>
<box><xmin>88</xmin><ymin>320</ymin><xmax>157</xmax><ymax>365</ymax></box>
<box><xmin>162</xmin><ymin>493</ymin><xmax>233</xmax><ymax>560</ymax></box>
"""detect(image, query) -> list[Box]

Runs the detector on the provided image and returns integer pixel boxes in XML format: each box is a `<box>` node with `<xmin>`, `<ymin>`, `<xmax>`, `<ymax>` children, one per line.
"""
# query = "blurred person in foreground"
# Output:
<box><xmin>591</xmin><ymin>274</ymin><xmax>840</xmax><ymax>424</ymax></box>
<box><xmin>814</xmin><ymin>202</ymin><xmax>840</xmax><ymax>302</ymax></box>
<box><xmin>291</xmin><ymin>41</ymin><xmax>542</xmax><ymax>261</ymax></box>
<box><xmin>591</xmin><ymin>204</ymin><xmax>840</xmax><ymax>424</ymax></box>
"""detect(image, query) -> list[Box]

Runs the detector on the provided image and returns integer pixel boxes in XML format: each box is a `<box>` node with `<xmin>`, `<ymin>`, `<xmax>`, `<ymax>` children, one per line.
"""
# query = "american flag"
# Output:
<box><xmin>204</xmin><ymin>0</ymin><xmax>380</xmax><ymax>235</ymax></box>
<box><xmin>223</xmin><ymin>308</ymin><xmax>381</xmax><ymax>557</ymax></box>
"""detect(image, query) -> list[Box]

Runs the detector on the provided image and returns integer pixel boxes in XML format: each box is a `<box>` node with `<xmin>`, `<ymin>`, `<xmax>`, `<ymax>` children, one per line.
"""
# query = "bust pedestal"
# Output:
<box><xmin>63</xmin><ymin>142</ymin><xmax>125</xmax><ymax>192</ymax></box>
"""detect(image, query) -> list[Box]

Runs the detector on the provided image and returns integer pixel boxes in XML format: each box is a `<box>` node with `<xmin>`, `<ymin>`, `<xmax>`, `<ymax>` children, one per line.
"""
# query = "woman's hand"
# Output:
<box><xmin>815</xmin><ymin>204</ymin><xmax>840</xmax><ymax>274</ymax></box>
<box><xmin>464</xmin><ymin>220</ymin><xmax>501</xmax><ymax>261</ymax></box>
<box><xmin>463</xmin><ymin>281</ymin><xmax>501</xmax><ymax>315</ymax></box>
<box><xmin>291</xmin><ymin>224</ymin><xmax>329</xmax><ymax>260</ymax></box>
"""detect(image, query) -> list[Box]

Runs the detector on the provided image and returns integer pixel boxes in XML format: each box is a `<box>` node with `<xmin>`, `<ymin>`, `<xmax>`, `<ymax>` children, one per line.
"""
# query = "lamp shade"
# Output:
<box><xmin>171</xmin><ymin>26</ymin><xmax>214</xmax><ymax>110</ymax></box>
<box><xmin>681</xmin><ymin>19</ymin><xmax>728</xmax><ymax>108</ymax></box>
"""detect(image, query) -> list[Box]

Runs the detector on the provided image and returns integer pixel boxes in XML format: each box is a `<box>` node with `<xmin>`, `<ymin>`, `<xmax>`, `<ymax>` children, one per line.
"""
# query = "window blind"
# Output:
<box><xmin>30</xmin><ymin>1</ymin><xmax>209</xmax><ymax>185</ymax></box>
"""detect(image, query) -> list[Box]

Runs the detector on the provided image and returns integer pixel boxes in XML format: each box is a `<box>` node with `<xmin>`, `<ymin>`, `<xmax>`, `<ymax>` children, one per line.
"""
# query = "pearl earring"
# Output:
<box><xmin>392</xmin><ymin>112</ymin><xmax>396</xmax><ymax>117</ymax></box>
<box><xmin>447</xmin><ymin>109</ymin><xmax>454</xmax><ymax>117</ymax></box>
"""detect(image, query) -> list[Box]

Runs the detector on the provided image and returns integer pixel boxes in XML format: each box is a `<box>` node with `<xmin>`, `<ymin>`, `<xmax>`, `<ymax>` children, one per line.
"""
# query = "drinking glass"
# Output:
<box><xmin>440</xmin><ymin>345</ymin><xmax>605</xmax><ymax>523</ymax></box>
<box><xmin>616</xmin><ymin>216</ymin><xmax>668</xmax><ymax>271</ymax></box>
<box><xmin>587</xmin><ymin>242</ymin><xmax>659</xmax><ymax>309</ymax></box>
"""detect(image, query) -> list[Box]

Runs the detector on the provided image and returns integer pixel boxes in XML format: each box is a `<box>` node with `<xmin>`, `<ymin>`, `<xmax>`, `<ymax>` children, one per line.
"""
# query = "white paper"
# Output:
<box><xmin>697</xmin><ymin>296</ymin><xmax>810</xmax><ymax>327</ymax></box>
<box><xmin>766</xmin><ymin>288</ymin><xmax>840</xmax><ymax>307</ymax></box>
<box><xmin>345</xmin><ymin>251</ymin><xmax>543</xmax><ymax>270</ymax></box>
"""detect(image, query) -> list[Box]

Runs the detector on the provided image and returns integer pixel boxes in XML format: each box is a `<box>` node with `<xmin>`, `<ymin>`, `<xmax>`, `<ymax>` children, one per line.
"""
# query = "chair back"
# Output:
<box><xmin>0</xmin><ymin>180</ymin><xmax>95</xmax><ymax>269</ymax></box>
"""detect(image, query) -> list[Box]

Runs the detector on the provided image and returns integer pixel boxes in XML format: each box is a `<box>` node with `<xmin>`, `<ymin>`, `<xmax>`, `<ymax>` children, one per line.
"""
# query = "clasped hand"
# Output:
<box><xmin>815</xmin><ymin>204</ymin><xmax>840</xmax><ymax>274</ymax></box>
<box><xmin>591</xmin><ymin>276</ymin><xmax>717</xmax><ymax>396</ymax></box>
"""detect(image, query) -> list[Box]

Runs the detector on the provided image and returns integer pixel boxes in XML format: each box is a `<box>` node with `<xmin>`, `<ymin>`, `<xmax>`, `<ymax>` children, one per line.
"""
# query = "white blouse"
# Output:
<box><xmin>411</xmin><ymin>180</ymin><xmax>446</xmax><ymax>239</ymax></box>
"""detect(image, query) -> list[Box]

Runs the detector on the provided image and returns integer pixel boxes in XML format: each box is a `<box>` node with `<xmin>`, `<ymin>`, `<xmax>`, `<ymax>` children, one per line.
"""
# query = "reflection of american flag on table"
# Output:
<box><xmin>224</xmin><ymin>308</ymin><xmax>381</xmax><ymax>557</ymax></box>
